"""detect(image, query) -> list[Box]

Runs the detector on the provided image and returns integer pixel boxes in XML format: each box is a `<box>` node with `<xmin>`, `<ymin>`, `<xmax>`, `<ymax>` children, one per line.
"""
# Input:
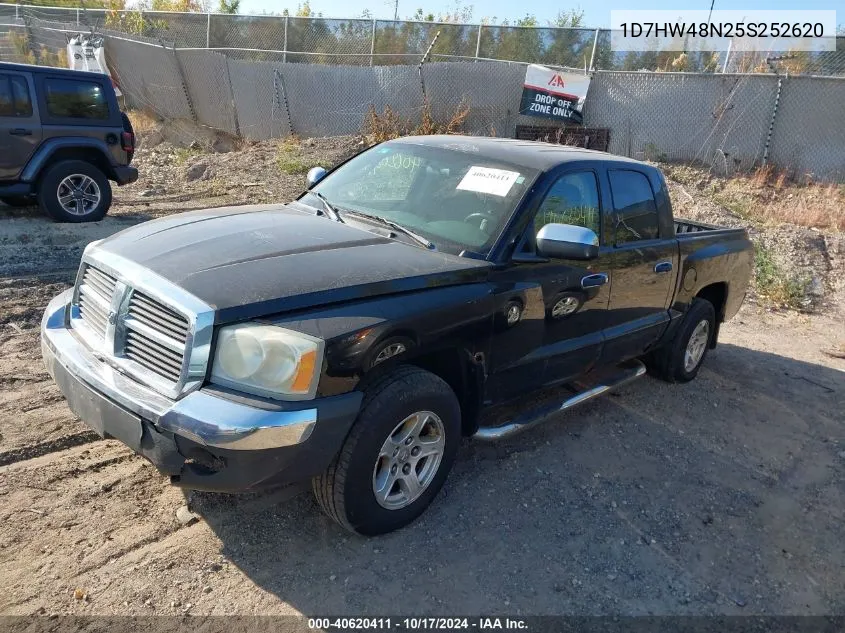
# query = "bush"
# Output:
<box><xmin>753</xmin><ymin>244</ymin><xmax>806</xmax><ymax>310</ymax></box>
<box><xmin>276</xmin><ymin>138</ymin><xmax>316</xmax><ymax>175</ymax></box>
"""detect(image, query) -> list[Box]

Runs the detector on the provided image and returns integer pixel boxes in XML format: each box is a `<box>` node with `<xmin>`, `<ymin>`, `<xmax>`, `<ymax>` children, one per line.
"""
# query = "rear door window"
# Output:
<box><xmin>608</xmin><ymin>169</ymin><xmax>660</xmax><ymax>244</ymax></box>
<box><xmin>44</xmin><ymin>78</ymin><xmax>109</xmax><ymax>119</ymax></box>
<box><xmin>0</xmin><ymin>74</ymin><xmax>33</xmax><ymax>117</ymax></box>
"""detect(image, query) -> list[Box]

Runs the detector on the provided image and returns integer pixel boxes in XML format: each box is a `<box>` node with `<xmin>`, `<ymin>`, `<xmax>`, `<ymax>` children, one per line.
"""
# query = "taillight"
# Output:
<box><xmin>121</xmin><ymin>131</ymin><xmax>134</xmax><ymax>151</ymax></box>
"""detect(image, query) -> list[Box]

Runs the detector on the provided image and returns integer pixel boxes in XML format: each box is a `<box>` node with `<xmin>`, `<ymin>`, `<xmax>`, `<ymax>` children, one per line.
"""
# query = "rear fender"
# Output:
<box><xmin>21</xmin><ymin>138</ymin><xmax>118</xmax><ymax>182</ymax></box>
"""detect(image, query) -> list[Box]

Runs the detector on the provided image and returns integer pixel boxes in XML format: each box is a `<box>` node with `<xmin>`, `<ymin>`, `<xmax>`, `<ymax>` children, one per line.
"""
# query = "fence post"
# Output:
<box><xmin>762</xmin><ymin>75</ymin><xmax>783</xmax><ymax>166</ymax></box>
<box><xmin>170</xmin><ymin>45</ymin><xmax>198</xmax><ymax>123</ymax></box>
<box><xmin>369</xmin><ymin>18</ymin><xmax>376</xmax><ymax>66</ymax></box>
<box><xmin>21</xmin><ymin>15</ymin><xmax>38</xmax><ymax>64</ymax></box>
<box><xmin>15</xmin><ymin>4</ymin><xmax>18</xmax><ymax>21</ymax></box>
<box><xmin>76</xmin><ymin>8</ymin><xmax>80</xmax><ymax>26</ymax></box>
<box><xmin>206</xmin><ymin>12</ymin><xmax>210</xmax><ymax>48</ymax></box>
<box><xmin>223</xmin><ymin>58</ymin><xmax>241</xmax><ymax>137</ymax></box>
<box><xmin>474</xmin><ymin>24</ymin><xmax>482</xmax><ymax>61</ymax></box>
<box><xmin>283</xmin><ymin>15</ymin><xmax>288</xmax><ymax>63</ymax></box>
<box><xmin>588</xmin><ymin>28</ymin><xmax>600</xmax><ymax>72</ymax></box>
<box><xmin>721</xmin><ymin>39</ymin><xmax>732</xmax><ymax>73</ymax></box>
<box><xmin>418</xmin><ymin>30</ymin><xmax>440</xmax><ymax>103</ymax></box>
<box><xmin>273</xmin><ymin>69</ymin><xmax>293</xmax><ymax>137</ymax></box>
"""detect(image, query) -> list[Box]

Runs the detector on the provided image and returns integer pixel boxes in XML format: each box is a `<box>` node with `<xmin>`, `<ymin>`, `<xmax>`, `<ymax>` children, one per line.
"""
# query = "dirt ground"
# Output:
<box><xmin>0</xmin><ymin>137</ymin><xmax>843</xmax><ymax>616</ymax></box>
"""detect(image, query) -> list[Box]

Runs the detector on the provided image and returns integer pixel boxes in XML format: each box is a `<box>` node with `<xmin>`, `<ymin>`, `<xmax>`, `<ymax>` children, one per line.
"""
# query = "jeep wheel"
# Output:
<box><xmin>0</xmin><ymin>196</ymin><xmax>36</xmax><ymax>208</ymax></box>
<box><xmin>313</xmin><ymin>366</ymin><xmax>461</xmax><ymax>535</ymax></box>
<box><xmin>38</xmin><ymin>160</ymin><xmax>112</xmax><ymax>223</ymax></box>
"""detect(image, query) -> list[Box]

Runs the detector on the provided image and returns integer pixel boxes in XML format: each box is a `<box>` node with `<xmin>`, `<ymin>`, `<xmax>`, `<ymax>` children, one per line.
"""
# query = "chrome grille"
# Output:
<box><xmin>78</xmin><ymin>265</ymin><xmax>117</xmax><ymax>341</ymax></box>
<box><xmin>124</xmin><ymin>290</ymin><xmax>189</xmax><ymax>383</ymax></box>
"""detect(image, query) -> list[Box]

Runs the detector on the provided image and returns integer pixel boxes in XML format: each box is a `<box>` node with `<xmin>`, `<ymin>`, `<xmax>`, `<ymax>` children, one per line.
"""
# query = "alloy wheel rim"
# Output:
<box><xmin>552</xmin><ymin>296</ymin><xmax>579</xmax><ymax>318</ymax></box>
<box><xmin>57</xmin><ymin>174</ymin><xmax>101</xmax><ymax>216</ymax></box>
<box><xmin>372</xmin><ymin>410</ymin><xmax>445</xmax><ymax>510</ymax></box>
<box><xmin>684</xmin><ymin>319</ymin><xmax>710</xmax><ymax>372</ymax></box>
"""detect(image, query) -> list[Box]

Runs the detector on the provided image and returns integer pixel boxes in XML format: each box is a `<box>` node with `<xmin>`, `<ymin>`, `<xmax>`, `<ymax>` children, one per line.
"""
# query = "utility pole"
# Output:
<box><xmin>393</xmin><ymin>0</ymin><xmax>398</xmax><ymax>21</ymax></box>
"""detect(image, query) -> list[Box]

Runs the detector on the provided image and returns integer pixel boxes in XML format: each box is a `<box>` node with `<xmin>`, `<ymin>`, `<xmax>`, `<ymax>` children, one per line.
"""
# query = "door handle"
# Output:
<box><xmin>9</xmin><ymin>128</ymin><xmax>33</xmax><ymax>136</ymax></box>
<box><xmin>581</xmin><ymin>273</ymin><xmax>609</xmax><ymax>289</ymax></box>
<box><xmin>654</xmin><ymin>261</ymin><xmax>673</xmax><ymax>274</ymax></box>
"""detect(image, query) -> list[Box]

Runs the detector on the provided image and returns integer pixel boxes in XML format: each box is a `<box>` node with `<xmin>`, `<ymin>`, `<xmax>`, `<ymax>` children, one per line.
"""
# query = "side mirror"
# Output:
<box><xmin>306</xmin><ymin>166</ymin><xmax>327</xmax><ymax>189</ymax></box>
<box><xmin>536</xmin><ymin>223</ymin><xmax>599</xmax><ymax>260</ymax></box>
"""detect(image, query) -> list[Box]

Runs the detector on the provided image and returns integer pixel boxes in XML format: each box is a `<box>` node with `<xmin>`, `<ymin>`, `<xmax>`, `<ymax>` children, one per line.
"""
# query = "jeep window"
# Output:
<box><xmin>44</xmin><ymin>78</ymin><xmax>109</xmax><ymax>119</ymax></box>
<box><xmin>302</xmin><ymin>142</ymin><xmax>538</xmax><ymax>255</ymax></box>
<box><xmin>608</xmin><ymin>169</ymin><xmax>660</xmax><ymax>244</ymax></box>
<box><xmin>0</xmin><ymin>75</ymin><xmax>32</xmax><ymax>117</ymax></box>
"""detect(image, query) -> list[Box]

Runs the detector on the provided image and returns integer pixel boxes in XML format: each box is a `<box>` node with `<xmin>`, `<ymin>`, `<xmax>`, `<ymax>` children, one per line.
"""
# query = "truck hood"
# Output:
<box><xmin>95</xmin><ymin>203</ymin><xmax>490</xmax><ymax>323</ymax></box>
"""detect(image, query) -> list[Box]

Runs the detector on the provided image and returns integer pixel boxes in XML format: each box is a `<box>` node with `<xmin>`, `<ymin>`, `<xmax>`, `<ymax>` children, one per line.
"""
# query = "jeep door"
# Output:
<box><xmin>0</xmin><ymin>71</ymin><xmax>41</xmax><ymax>180</ymax></box>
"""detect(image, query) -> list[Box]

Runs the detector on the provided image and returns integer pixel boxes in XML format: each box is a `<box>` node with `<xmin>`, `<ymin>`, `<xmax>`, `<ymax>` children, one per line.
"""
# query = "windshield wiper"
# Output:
<box><xmin>342</xmin><ymin>210</ymin><xmax>435</xmax><ymax>250</ymax></box>
<box><xmin>311</xmin><ymin>191</ymin><xmax>344</xmax><ymax>223</ymax></box>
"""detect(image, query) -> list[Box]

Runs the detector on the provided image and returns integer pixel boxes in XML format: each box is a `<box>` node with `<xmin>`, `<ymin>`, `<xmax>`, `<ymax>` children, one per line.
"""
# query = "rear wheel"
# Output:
<box><xmin>648</xmin><ymin>298</ymin><xmax>715</xmax><ymax>383</ymax></box>
<box><xmin>313</xmin><ymin>366</ymin><xmax>461</xmax><ymax>535</ymax></box>
<box><xmin>37</xmin><ymin>160</ymin><xmax>112</xmax><ymax>223</ymax></box>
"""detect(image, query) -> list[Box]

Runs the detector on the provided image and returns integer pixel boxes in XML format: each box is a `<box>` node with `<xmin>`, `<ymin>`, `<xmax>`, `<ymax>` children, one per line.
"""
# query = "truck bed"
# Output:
<box><xmin>674</xmin><ymin>218</ymin><xmax>742</xmax><ymax>236</ymax></box>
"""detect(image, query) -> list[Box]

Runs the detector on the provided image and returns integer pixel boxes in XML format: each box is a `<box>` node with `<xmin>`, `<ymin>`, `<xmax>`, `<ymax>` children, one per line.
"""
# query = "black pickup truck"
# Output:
<box><xmin>41</xmin><ymin>136</ymin><xmax>753</xmax><ymax>535</ymax></box>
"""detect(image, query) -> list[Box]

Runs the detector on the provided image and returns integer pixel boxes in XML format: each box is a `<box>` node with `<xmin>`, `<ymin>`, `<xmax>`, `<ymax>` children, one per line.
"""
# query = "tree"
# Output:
<box><xmin>147</xmin><ymin>0</ymin><xmax>209</xmax><ymax>10</ymax></box>
<box><xmin>543</xmin><ymin>9</ymin><xmax>591</xmax><ymax>68</ymax></box>
<box><xmin>551</xmin><ymin>9</ymin><xmax>584</xmax><ymax>28</ymax></box>
<box><xmin>218</xmin><ymin>0</ymin><xmax>240</xmax><ymax>13</ymax></box>
<box><xmin>411</xmin><ymin>8</ymin><xmax>435</xmax><ymax>22</ymax></box>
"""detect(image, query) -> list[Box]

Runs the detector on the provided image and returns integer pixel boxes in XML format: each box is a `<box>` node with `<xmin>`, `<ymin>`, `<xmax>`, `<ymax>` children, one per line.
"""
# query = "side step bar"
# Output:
<box><xmin>474</xmin><ymin>359</ymin><xmax>647</xmax><ymax>441</ymax></box>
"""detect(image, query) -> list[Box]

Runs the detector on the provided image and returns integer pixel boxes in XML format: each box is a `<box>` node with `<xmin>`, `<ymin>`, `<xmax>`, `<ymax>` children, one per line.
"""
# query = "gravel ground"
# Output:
<box><xmin>0</xmin><ymin>137</ymin><xmax>843</xmax><ymax>616</ymax></box>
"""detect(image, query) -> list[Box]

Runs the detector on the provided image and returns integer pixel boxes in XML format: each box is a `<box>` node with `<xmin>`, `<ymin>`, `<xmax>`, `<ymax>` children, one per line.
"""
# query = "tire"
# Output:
<box><xmin>0</xmin><ymin>196</ymin><xmax>36</xmax><ymax>208</ymax></box>
<box><xmin>313</xmin><ymin>365</ymin><xmax>461</xmax><ymax>535</ymax></box>
<box><xmin>37</xmin><ymin>160</ymin><xmax>112</xmax><ymax>223</ymax></box>
<box><xmin>648</xmin><ymin>298</ymin><xmax>716</xmax><ymax>383</ymax></box>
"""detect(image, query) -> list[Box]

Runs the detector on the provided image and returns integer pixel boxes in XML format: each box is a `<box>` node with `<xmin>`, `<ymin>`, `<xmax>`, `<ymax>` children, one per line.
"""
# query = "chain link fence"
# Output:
<box><xmin>1</xmin><ymin>4</ymin><xmax>844</xmax><ymax>75</ymax></box>
<box><xmin>99</xmin><ymin>35</ymin><xmax>845</xmax><ymax>181</ymax></box>
<box><xmin>1</xmin><ymin>6</ymin><xmax>843</xmax><ymax>182</ymax></box>
<box><xmin>584</xmin><ymin>72</ymin><xmax>778</xmax><ymax>173</ymax></box>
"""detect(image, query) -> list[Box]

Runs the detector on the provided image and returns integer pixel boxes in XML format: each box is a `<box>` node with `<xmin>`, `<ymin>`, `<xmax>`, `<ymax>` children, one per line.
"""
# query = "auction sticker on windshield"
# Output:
<box><xmin>457</xmin><ymin>166</ymin><xmax>521</xmax><ymax>197</ymax></box>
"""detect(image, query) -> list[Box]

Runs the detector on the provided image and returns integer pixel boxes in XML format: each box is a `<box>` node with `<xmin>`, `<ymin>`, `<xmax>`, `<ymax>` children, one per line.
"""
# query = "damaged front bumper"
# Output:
<box><xmin>40</xmin><ymin>290</ymin><xmax>361</xmax><ymax>492</ymax></box>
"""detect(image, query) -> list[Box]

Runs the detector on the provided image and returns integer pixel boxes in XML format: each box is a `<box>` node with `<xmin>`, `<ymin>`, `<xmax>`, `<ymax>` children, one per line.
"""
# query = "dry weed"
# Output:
<box><xmin>364</xmin><ymin>98</ymin><xmax>471</xmax><ymax>144</ymax></box>
<box><xmin>126</xmin><ymin>109</ymin><xmax>160</xmax><ymax>134</ymax></box>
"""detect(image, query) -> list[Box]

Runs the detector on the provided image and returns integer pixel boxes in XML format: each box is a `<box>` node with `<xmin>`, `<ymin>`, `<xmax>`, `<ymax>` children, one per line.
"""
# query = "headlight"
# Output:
<box><xmin>210</xmin><ymin>324</ymin><xmax>324</xmax><ymax>400</ymax></box>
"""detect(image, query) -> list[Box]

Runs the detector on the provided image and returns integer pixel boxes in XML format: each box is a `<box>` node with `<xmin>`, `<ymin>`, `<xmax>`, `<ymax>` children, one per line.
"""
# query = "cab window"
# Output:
<box><xmin>534</xmin><ymin>171</ymin><xmax>601</xmax><ymax>237</ymax></box>
<box><xmin>608</xmin><ymin>169</ymin><xmax>660</xmax><ymax>244</ymax></box>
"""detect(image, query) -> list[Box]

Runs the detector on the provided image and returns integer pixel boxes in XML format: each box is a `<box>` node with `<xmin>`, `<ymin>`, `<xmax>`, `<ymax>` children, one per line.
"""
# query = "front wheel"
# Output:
<box><xmin>313</xmin><ymin>366</ymin><xmax>461</xmax><ymax>535</ymax></box>
<box><xmin>37</xmin><ymin>160</ymin><xmax>112</xmax><ymax>223</ymax></box>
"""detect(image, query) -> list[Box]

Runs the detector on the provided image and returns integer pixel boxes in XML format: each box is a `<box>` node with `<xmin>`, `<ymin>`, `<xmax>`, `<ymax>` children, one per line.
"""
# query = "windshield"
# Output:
<box><xmin>301</xmin><ymin>141</ymin><xmax>539</xmax><ymax>256</ymax></box>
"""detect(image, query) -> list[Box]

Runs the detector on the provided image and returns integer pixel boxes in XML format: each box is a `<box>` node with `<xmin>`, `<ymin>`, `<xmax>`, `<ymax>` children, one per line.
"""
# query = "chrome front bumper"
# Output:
<box><xmin>41</xmin><ymin>290</ymin><xmax>317</xmax><ymax>451</ymax></box>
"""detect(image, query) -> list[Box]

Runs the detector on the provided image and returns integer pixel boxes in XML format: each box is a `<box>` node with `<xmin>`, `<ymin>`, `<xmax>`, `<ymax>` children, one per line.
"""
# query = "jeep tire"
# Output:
<box><xmin>38</xmin><ymin>160</ymin><xmax>112</xmax><ymax>223</ymax></box>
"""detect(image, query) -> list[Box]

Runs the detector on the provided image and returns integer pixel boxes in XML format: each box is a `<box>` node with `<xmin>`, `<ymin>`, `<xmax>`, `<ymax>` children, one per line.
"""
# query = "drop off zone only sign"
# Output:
<box><xmin>519</xmin><ymin>65</ymin><xmax>590</xmax><ymax>125</ymax></box>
